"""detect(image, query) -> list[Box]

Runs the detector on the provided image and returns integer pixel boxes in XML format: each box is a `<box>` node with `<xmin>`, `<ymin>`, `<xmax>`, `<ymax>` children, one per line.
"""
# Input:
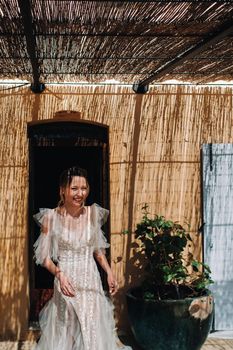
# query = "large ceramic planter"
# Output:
<box><xmin>126</xmin><ymin>287</ymin><xmax>214</xmax><ymax>350</ymax></box>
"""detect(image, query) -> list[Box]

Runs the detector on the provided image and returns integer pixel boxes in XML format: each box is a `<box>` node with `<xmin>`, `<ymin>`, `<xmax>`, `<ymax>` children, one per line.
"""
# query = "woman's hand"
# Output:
<box><xmin>107</xmin><ymin>272</ymin><xmax>118</xmax><ymax>296</ymax></box>
<box><xmin>93</xmin><ymin>253</ymin><xmax>119</xmax><ymax>295</ymax></box>
<box><xmin>57</xmin><ymin>272</ymin><xmax>75</xmax><ymax>297</ymax></box>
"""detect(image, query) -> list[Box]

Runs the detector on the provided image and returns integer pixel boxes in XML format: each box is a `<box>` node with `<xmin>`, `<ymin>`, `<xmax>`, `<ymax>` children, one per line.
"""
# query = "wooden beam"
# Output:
<box><xmin>18</xmin><ymin>0</ymin><xmax>45</xmax><ymax>92</ymax></box>
<box><xmin>135</xmin><ymin>19</ymin><xmax>233</xmax><ymax>88</ymax></box>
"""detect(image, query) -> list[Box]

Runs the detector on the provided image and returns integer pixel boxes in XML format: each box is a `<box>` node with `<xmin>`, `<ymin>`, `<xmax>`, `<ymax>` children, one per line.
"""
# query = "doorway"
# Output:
<box><xmin>27</xmin><ymin>120</ymin><xmax>110</xmax><ymax>326</ymax></box>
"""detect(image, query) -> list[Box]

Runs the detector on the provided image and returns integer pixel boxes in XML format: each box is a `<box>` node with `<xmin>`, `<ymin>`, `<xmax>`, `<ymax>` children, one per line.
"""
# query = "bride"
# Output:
<box><xmin>33</xmin><ymin>166</ymin><xmax>131</xmax><ymax>350</ymax></box>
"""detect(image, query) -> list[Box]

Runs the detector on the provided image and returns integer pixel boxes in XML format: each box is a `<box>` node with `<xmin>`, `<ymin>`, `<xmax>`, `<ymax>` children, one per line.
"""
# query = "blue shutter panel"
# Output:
<box><xmin>202</xmin><ymin>144</ymin><xmax>233</xmax><ymax>330</ymax></box>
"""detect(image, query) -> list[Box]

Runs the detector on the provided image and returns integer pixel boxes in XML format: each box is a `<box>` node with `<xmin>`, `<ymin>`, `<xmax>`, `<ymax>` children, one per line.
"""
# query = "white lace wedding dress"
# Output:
<box><xmin>33</xmin><ymin>203</ymin><xmax>131</xmax><ymax>350</ymax></box>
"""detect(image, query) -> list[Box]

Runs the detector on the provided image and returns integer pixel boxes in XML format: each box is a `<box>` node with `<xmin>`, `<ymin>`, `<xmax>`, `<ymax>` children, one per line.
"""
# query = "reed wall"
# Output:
<box><xmin>0</xmin><ymin>84</ymin><xmax>233</xmax><ymax>339</ymax></box>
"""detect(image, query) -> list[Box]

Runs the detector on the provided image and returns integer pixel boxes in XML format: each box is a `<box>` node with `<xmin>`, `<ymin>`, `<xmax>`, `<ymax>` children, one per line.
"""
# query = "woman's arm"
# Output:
<box><xmin>94</xmin><ymin>252</ymin><xmax>118</xmax><ymax>295</ymax></box>
<box><xmin>43</xmin><ymin>257</ymin><xmax>60</xmax><ymax>276</ymax></box>
<box><xmin>43</xmin><ymin>257</ymin><xmax>75</xmax><ymax>297</ymax></box>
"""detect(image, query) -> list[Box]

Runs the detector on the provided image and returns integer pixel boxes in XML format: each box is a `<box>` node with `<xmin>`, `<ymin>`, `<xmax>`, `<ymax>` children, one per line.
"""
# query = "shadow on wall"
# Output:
<box><xmin>112</xmin><ymin>94</ymin><xmax>146</xmax><ymax>331</ymax></box>
<box><xmin>113</xmin><ymin>237</ymin><xmax>146</xmax><ymax>333</ymax></box>
<box><xmin>0</xmin><ymin>236</ymin><xmax>28</xmax><ymax>340</ymax></box>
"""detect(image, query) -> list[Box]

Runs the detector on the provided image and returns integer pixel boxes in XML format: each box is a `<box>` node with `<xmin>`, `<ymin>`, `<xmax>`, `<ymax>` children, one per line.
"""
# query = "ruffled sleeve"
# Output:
<box><xmin>33</xmin><ymin>208</ymin><xmax>58</xmax><ymax>265</ymax></box>
<box><xmin>91</xmin><ymin>203</ymin><xmax>110</xmax><ymax>256</ymax></box>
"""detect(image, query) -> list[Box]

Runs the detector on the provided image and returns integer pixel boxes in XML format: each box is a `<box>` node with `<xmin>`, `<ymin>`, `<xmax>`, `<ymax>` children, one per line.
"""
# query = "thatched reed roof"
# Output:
<box><xmin>0</xmin><ymin>1</ymin><xmax>233</xmax><ymax>91</ymax></box>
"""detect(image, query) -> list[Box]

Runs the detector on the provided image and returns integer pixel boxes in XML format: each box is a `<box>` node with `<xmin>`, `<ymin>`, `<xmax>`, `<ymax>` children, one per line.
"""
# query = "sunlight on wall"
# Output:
<box><xmin>1</xmin><ymin>83</ymin><xmax>233</xmax><ymax>339</ymax></box>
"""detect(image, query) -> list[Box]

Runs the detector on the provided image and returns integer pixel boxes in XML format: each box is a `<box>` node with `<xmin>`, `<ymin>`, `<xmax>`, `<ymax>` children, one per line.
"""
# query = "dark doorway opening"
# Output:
<box><xmin>27</xmin><ymin>121</ymin><xmax>110</xmax><ymax>327</ymax></box>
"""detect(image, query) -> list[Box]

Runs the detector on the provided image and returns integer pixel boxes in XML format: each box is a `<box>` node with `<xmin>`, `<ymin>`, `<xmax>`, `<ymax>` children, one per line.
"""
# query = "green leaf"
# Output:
<box><xmin>129</xmin><ymin>205</ymin><xmax>214</xmax><ymax>300</ymax></box>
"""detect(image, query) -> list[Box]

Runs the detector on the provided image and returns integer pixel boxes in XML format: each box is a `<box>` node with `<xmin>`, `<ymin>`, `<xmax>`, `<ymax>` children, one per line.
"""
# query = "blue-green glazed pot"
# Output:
<box><xmin>126</xmin><ymin>287</ymin><xmax>214</xmax><ymax>350</ymax></box>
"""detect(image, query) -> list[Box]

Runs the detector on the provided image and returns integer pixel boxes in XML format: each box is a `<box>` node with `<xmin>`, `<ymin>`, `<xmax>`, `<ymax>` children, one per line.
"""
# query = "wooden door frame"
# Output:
<box><xmin>27</xmin><ymin>119</ymin><xmax>110</xmax><ymax>327</ymax></box>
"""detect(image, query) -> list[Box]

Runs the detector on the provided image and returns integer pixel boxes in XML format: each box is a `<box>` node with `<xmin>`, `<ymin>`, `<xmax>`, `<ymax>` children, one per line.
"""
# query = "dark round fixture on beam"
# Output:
<box><xmin>132</xmin><ymin>82</ymin><xmax>149</xmax><ymax>94</ymax></box>
<box><xmin>30</xmin><ymin>82</ymin><xmax>46</xmax><ymax>93</ymax></box>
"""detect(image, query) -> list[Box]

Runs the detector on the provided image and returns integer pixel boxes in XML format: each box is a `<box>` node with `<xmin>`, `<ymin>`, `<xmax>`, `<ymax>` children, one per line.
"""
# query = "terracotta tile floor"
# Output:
<box><xmin>202</xmin><ymin>338</ymin><xmax>233</xmax><ymax>350</ymax></box>
<box><xmin>0</xmin><ymin>342</ymin><xmax>35</xmax><ymax>350</ymax></box>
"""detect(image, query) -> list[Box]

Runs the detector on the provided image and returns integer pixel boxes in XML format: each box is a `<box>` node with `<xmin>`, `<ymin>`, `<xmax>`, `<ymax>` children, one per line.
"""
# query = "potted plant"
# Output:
<box><xmin>125</xmin><ymin>204</ymin><xmax>214</xmax><ymax>350</ymax></box>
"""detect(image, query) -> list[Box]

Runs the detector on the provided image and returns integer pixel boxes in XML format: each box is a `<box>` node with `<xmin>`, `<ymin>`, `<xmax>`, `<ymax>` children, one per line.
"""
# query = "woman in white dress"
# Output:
<box><xmin>33</xmin><ymin>166</ymin><xmax>131</xmax><ymax>350</ymax></box>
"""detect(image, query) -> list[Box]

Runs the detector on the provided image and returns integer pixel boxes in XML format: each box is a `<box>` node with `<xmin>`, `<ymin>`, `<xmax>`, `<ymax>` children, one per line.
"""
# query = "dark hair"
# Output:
<box><xmin>59</xmin><ymin>166</ymin><xmax>89</xmax><ymax>188</ymax></box>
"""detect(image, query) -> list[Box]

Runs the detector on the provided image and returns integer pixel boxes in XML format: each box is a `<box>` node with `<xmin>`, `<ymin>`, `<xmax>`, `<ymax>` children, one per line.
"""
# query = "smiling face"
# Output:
<box><xmin>61</xmin><ymin>176</ymin><xmax>89</xmax><ymax>209</ymax></box>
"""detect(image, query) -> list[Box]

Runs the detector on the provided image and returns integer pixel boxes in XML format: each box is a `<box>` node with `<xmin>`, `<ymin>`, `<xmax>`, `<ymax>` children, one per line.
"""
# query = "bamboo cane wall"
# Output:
<box><xmin>0</xmin><ymin>84</ymin><xmax>233</xmax><ymax>339</ymax></box>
